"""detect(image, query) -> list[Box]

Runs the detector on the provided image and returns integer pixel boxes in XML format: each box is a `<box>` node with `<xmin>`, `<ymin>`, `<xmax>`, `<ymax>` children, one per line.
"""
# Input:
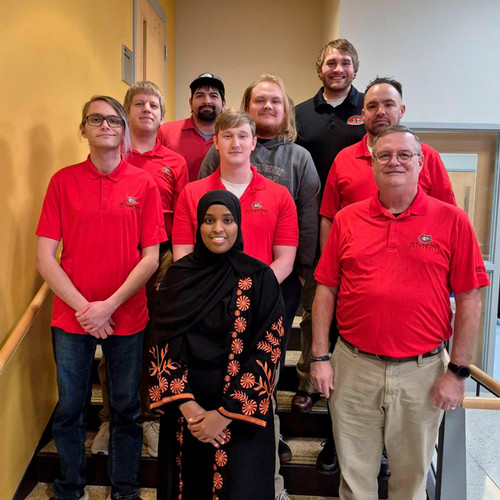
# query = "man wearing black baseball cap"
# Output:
<box><xmin>159</xmin><ymin>72</ymin><xmax>226</xmax><ymax>181</ymax></box>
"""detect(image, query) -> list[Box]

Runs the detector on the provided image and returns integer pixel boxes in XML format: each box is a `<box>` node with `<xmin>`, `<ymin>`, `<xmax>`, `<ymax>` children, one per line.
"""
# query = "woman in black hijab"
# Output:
<box><xmin>149</xmin><ymin>190</ymin><xmax>284</xmax><ymax>500</ymax></box>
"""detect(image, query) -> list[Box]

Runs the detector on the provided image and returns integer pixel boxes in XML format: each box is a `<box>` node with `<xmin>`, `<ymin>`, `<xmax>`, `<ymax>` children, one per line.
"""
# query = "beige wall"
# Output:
<box><xmin>0</xmin><ymin>1</ymin><xmax>175</xmax><ymax>497</ymax></box>
<box><xmin>175</xmin><ymin>0</ymin><xmax>339</xmax><ymax>118</ymax></box>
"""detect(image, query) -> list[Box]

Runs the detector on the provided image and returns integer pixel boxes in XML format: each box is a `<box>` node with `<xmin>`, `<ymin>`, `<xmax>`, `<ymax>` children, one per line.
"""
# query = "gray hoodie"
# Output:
<box><xmin>199</xmin><ymin>138</ymin><xmax>320</xmax><ymax>278</ymax></box>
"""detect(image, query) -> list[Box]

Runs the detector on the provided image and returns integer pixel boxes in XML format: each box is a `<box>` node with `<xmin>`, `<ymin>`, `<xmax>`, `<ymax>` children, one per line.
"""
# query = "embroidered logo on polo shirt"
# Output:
<box><xmin>120</xmin><ymin>196</ymin><xmax>140</xmax><ymax>210</ymax></box>
<box><xmin>245</xmin><ymin>202</ymin><xmax>268</xmax><ymax>214</ymax></box>
<box><xmin>157</xmin><ymin>167</ymin><xmax>173</xmax><ymax>183</ymax></box>
<box><xmin>409</xmin><ymin>234</ymin><xmax>439</xmax><ymax>252</ymax></box>
<box><xmin>347</xmin><ymin>115</ymin><xmax>364</xmax><ymax>125</ymax></box>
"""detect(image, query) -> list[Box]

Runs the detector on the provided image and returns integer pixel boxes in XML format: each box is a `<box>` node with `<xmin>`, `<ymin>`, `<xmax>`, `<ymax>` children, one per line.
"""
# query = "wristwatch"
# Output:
<box><xmin>447</xmin><ymin>362</ymin><xmax>471</xmax><ymax>379</ymax></box>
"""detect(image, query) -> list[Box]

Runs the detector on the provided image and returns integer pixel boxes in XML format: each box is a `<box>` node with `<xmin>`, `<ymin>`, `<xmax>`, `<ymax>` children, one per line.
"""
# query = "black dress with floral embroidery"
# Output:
<box><xmin>149</xmin><ymin>268</ymin><xmax>284</xmax><ymax>500</ymax></box>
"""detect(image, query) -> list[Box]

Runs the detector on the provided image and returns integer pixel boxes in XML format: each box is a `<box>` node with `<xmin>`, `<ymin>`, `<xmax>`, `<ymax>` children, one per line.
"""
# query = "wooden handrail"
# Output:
<box><xmin>469</xmin><ymin>364</ymin><xmax>500</xmax><ymax>396</ymax></box>
<box><xmin>0</xmin><ymin>282</ymin><xmax>52</xmax><ymax>374</ymax></box>
<box><xmin>462</xmin><ymin>396</ymin><xmax>500</xmax><ymax>409</ymax></box>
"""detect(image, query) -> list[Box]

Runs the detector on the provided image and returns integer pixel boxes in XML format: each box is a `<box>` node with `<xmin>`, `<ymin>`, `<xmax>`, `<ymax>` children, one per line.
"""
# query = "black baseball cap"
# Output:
<box><xmin>189</xmin><ymin>73</ymin><xmax>225</xmax><ymax>101</ymax></box>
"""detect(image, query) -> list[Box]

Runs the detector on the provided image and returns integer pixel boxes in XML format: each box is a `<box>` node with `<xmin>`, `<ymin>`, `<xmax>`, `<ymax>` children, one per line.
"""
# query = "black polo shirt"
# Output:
<box><xmin>295</xmin><ymin>86</ymin><xmax>365</xmax><ymax>192</ymax></box>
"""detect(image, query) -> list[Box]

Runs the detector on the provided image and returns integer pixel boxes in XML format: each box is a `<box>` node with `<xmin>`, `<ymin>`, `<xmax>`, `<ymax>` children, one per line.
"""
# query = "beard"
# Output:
<box><xmin>195</xmin><ymin>107</ymin><xmax>217</xmax><ymax>123</ymax></box>
<box><xmin>256</xmin><ymin>121</ymin><xmax>283</xmax><ymax>139</ymax></box>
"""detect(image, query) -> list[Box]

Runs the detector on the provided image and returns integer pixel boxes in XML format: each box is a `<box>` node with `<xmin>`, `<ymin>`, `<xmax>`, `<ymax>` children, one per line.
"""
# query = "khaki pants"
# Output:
<box><xmin>330</xmin><ymin>339</ymin><xmax>445</xmax><ymax>500</ymax></box>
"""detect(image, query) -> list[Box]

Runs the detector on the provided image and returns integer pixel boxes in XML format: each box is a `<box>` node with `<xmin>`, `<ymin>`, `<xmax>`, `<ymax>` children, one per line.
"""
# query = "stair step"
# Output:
<box><xmin>25</xmin><ymin>482</ymin><xmax>157</xmax><ymax>499</ymax></box>
<box><xmin>24</xmin><ymin>482</ymin><xmax>336</xmax><ymax>500</ymax></box>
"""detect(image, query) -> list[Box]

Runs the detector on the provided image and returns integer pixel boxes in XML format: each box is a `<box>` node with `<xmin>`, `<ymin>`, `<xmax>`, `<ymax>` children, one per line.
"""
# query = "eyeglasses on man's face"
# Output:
<box><xmin>373</xmin><ymin>150</ymin><xmax>420</xmax><ymax>165</ymax></box>
<box><xmin>83</xmin><ymin>113</ymin><xmax>125</xmax><ymax>128</ymax></box>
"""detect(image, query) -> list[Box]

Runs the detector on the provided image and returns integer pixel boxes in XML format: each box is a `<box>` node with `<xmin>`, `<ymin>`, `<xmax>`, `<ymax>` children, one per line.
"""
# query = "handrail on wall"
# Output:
<box><xmin>0</xmin><ymin>282</ymin><xmax>52</xmax><ymax>375</ymax></box>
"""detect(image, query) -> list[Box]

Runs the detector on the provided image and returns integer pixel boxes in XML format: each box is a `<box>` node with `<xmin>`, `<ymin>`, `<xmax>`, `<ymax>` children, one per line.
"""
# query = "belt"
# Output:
<box><xmin>340</xmin><ymin>337</ymin><xmax>445</xmax><ymax>362</ymax></box>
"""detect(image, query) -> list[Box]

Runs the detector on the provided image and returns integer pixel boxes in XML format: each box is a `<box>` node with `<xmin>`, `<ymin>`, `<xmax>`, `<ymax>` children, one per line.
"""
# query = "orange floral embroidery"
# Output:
<box><xmin>221</xmin><ymin>428</ymin><xmax>231</xmax><ymax>442</ymax></box>
<box><xmin>238</xmin><ymin>277</ymin><xmax>252</xmax><ymax>290</ymax></box>
<box><xmin>259</xmin><ymin>398</ymin><xmax>270</xmax><ymax>415</ymax></box>
<box><xmin>231</xmin><ymin>331</ymin><xmax>237</xmax><ymax>338</ymax></box>
<box><xmin>149</xmin><ymin>385</ymin><xmax>161</xmax><ymax>402</ymax></box>
<box><xmin>170</xmin><ymin>378</ymin><xmax>185</xmax><ymax>394</ymax></box>
<box><xmin>242</xmin><ymin>399</ymin><xmax>257</xmax><ymax>416</ymax></box>
<box><xmin>158</xmin><ymin>377</ymin><xmax>168</xmax><ymax>392</ymax></box>
<box><xmin>176</xmin><ymin>429</ymin><xmax>183</xmax><ymax>445</ymax></box>
<box><xmin>213</xmin><ymin>472</ymin><xmax>223</xmax><ymax>489</ymax></box>
<box><xmin>231</xmin><ymin>338</ymin><xmax>244</xmax><ymax>354</ymax></box>
<box><xmin>228</xmin><ymin>360</ymin><xmax>240</xmax><ymax>376</ymax></box>
<box><xmin>234</xmin><ymin>317</ymin><xmax>247</xmax><ymax>332</ymax></box>
<box><xmin>236</xmin><ymin>295</ymin><xmax>250</xmax><ymax>311</ymax></box>
<box><xmin>215</xmin><ymin>449</ymin><xmax>227</xmax><ymax>467</ymax></box>
<box><xmin>240</xmin><ymin>372</ymin><xmax>255</xmax><ymax>388</ymax></box>
<box><xmin>271</xmin><ymin>348</ymin><xmax>281</xmax><ymax>364</ymax></box>
<box><xmin>223</xmin><ymin>382</ymin><xmax>230</xmax><ymax>392</ymax></box>
<box><xmin>234</xmin><ymin>310</ymin><xmax>240</xmax><ymax>317</ymax></box>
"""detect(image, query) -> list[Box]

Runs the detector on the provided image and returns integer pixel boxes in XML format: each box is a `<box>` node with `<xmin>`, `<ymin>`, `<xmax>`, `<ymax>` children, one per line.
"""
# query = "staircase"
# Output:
<box><xmin>25</xmin><ymin>319</ymin><xmax>389</xmax><ymax>499</ymax></box>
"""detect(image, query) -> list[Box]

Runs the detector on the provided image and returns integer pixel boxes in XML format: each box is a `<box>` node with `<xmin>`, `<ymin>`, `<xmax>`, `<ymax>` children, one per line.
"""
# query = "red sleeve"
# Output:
<box><xmin>314</xmin><ymin>215</ymin><xmax>343</xmax><ymax>288</ymax></box>
<box><xmin>36</xmin><ymin>175</ymin><xmax>62</xmax><ymax>241</ymax></box>
<box><xmin>171</xmin><ymin>186</ymin><xmax>197</xmax><ymax>245</ymax></box>
<box><xmin>320</xmin><ymin>158</ymin><xmax>341</xmax><ymax>219</ymax></box>
<box><xmin>172</xmin><ymin>159</ymin><xmax>189</xmax><ymax>210</ymax></box>
<box><xmin>157</xmin><ymin>124</ymin><xmax>168</xmax><ymax>147</ymax></box>
<box><xmin>449</xmin><ymin>210</ymin><xmax>490</xmax><ymax>294</ymax></box>
<box><xmin>422</xmin><ymin>145</ymin><xmax>457</xmax><ymax>206</ymax></box>
<box><xmin>141</xmin><ymin>179</ymin><xmax>168</xmax><ymax>247</ymax></box>
<box><xmin>272</xmin><ymin>188</ymin><xmax>299</xmax><ymax>247</ymax></box>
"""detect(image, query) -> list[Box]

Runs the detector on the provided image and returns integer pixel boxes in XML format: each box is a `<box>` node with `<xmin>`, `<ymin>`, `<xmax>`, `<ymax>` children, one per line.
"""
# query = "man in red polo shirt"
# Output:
<box><xmin>36</xmin><ymin>96</ymin><xmax>166</xmax><ymax>500</ymax></box>
<box><xmin>173</xmin><ymin>109</ymin><xmax>298</xmax><ymax>283</ymax></box>
<box><xmin>91</xmin><ymin>81</ymin><xmax>188</xmax><ymax>459</ymax></box>
<box><xmin>311</xmin><ymin>125</ymin><xmax>489</xmax><ymax>499</ymax></box>
<box><xmin>320</xmin><ymin>76</ymin><xmax>456</xmax><ymax>248</ymax></box>
<box><xmin>158</xmin><ymin>72</ymin><xmax>226</xmax><ymax>182</ymax></box>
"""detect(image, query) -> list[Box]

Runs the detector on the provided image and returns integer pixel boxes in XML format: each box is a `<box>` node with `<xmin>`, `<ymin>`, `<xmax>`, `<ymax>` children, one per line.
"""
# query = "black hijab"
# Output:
<box><xmin>149</xmin><ymin>190</ymin><xmax>266</xmax><ymax>348</ymax></box>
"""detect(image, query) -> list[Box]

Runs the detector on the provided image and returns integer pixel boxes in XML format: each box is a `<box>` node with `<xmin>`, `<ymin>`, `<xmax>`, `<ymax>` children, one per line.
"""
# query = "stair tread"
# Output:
<box><xmin>277</xmin><ymin>390</ymin><xmax>328</xmax><ymax>413</ymax></box>
<box><xmin>25</xmin><ymin>482</ymin><xmax>336</xmax><ymax>500</ymax></box>
<box><xmin>39</xmin><ymin>432</ymin><xmax>154</xmax><ymax>459</ymax></box>
<box><xmin>25</xmin><ymin>483</ymin><xmax>156</xmax><ymax>499</ymax></box>
<box><xmin>39</xmin><ymin>433</ymin><xmax>326</xmax><ymax>466</ymax></box>
<box><xmin>89</xmin><ymin>385</ymin><xmax>328</xmax><ymax>415</ymax></box>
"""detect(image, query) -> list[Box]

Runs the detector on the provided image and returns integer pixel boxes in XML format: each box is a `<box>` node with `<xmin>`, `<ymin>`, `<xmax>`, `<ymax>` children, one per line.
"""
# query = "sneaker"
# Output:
<box><xmin>142</xmin><ymin>420</ymin><xmax>159</xmax><ymax>458</ymax></box>
<box><xmin>91</xmin><ymin>421</ymin><xmax>110</xmax><ymax>455</ymax></box>
<box><xmin>275</xmin><ymin>489</ymin><xmax>291</xmax><ymax>500</ymax></box>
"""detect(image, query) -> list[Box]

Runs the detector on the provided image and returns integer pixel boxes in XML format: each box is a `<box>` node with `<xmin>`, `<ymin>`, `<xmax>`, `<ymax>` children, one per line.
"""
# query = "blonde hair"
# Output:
<box><xmin>241</xmin><ymin>74</ymin><xmax>297</xmax><ymax>143</ymax></box>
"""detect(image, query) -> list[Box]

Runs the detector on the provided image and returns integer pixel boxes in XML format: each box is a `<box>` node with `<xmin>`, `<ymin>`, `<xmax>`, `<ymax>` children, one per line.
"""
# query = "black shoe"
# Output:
<box><xmin>316</xmin><ymin>438</ymin><xmax>339</xmax><ymax>475</ymax></box>
<box><xmin>279</xmin><ymin>439</ymin><xmax>293</xmax><ymax>464</ymax></box>
<box><xmin>378</xmin><ymin>448</ymin><xmax>391</xmax><ymax>479</ymax></box>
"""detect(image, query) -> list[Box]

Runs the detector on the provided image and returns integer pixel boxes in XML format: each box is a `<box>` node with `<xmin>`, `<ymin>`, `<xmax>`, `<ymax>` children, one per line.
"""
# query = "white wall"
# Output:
<box><xmin>338</xmin><ymin>0</ymin><xmax>500</xmax><ymax>126</ymax></box>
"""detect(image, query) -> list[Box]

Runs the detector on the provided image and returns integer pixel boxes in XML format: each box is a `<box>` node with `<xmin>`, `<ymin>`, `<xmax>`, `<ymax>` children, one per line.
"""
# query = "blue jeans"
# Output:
<box><xmin>52</xmin><ymin>327</ymin><xmax>144</xmax><ymax>500</ymax></box>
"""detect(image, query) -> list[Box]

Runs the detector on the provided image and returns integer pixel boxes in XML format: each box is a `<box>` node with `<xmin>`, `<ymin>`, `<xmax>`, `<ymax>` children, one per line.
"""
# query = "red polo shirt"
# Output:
<box><xmin>315</xmin><ymin>188</ymin><xmax>489</xmax><ymax>356</ymax></box>
<box><xmin>126</xmin><ymin>140</ymin><xmax>188</xmax><ymax>238</ymax></box>
<box><xmin>36</xmin><ymin>157</ymin><xmax>167</xmax><ymax>335</ymax></box>
<box><xmin>172</xmin><ymin>166</ymin><xmax>298</xmax><ymax>264</ymax></box>
<box><xmin>320</xmin><ymin>135</ymin><xmax>456</xmax><ymax>219</ymax></box>
<box><xmin>158</xmin><ymin>116</ymin><xmax>214</xmax><ymax>182</ymax></box>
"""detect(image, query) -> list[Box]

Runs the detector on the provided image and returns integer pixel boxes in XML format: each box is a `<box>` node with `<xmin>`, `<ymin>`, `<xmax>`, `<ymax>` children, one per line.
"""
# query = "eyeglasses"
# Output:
<box><xmin>373</xmin><ymin>151</ymin><xmax>420</xmax><ymax>165</ymax></box>
<box><xmin>83</xmin><ymin>113</ymin><xmax>124</xmax><ymax>128</ymax></box>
